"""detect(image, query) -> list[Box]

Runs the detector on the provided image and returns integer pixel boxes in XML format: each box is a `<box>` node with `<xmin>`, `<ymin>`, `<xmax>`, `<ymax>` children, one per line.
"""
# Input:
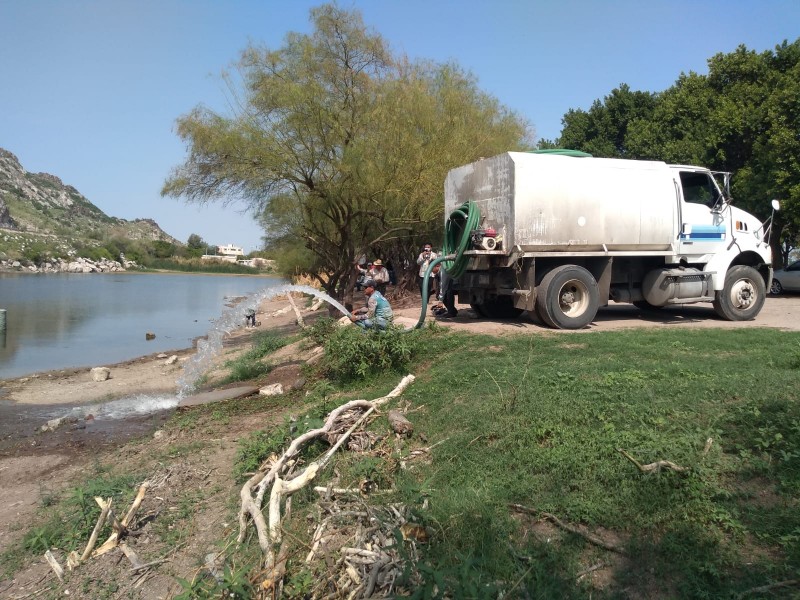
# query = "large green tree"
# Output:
<box><xmin>163</xmin><ymin>4</ymin><xmax>530</xmax><ymax>298</ymax></box>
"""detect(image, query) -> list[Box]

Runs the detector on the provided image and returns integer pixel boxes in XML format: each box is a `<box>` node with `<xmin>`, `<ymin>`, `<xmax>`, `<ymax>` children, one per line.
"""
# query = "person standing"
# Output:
<box><xmin>370</xmin><ymin>259</ymin><xmax>390</xmax><ymax>294</ymax></box>
<box><xmin>350</xmin><ymin>279</ymin><xmax>393</xmax><ymax>330</ymax></box>
<box><xmin>416</xmin><ymin>243</ymin><xmax>438</xmax><ymax>299</ymax></box>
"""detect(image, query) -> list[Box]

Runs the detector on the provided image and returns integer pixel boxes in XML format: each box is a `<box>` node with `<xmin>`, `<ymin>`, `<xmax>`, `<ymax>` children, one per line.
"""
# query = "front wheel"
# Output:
<box><xmin>770</xmin><ymin>279</ymin><xmax>783</xmax><ymax>295</ymax></box>
<box><xmin>713</xmin><ymin>265</ymin><xmax>765</xmax><ymax>321</ymax></box>
<box><xmin>536</xmin><ymin>265</ymin><xmax>599</xmax><ymax>329</ymax></box>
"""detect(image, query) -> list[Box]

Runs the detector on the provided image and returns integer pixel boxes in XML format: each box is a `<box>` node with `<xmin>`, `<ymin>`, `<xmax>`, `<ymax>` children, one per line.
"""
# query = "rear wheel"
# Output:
<box><xmin>479</xmin><ymin>296</ymin><xmax>523</xmax><ymax>319</ymax></box>
<box><xmin>713</xmin><ymin>265</ymin><xmax>765</xmax><ymax>321</ymax></box>
<box><xmin>536</xmin><ymin>265</ymin><xmax>599</xmax><ymax>329</ymax></box>
<box><xmin>770</xmin><ymin>279</ymin><xmax>783</xmax><ymax>295</ymax></box>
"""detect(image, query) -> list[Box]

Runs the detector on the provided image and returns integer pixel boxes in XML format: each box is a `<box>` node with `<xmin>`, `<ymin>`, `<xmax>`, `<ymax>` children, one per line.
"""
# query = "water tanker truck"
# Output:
<box><xmin>441</xmin><ymin>151</ymin><xmax>777</xmax><ymax>329</ymax></box>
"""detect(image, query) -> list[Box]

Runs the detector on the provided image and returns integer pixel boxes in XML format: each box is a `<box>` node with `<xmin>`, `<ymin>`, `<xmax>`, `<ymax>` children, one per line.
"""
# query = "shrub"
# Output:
<box><xmin>320</xmin><ymin>324</ymin><xmax>418</xmax><ymax>383</ymax></box>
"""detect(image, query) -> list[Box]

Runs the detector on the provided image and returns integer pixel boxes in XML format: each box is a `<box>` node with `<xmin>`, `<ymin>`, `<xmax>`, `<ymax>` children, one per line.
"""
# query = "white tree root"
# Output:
<box><xmin>617</xmin><ymin>448</ymin><xmax>689</xmax><ymax>474</ymax></box>
<box><xmin>235</xmin><ymin>374</ymin><xmax>416</xmax><ymax>591</ymax></box>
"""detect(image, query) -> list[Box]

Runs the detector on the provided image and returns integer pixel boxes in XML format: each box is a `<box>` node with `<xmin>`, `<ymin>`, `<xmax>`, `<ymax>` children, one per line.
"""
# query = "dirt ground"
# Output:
<box><xmin>1</xmin><ymin>292</ymin><xmax>798</xmax><ymax>598</ymax></box>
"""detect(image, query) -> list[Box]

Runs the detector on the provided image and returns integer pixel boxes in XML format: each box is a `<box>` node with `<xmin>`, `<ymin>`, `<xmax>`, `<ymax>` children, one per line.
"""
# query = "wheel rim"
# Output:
<box><xmin>557</xmin><ymin>279</ymin><xmax>590</xmax><ymax>317</ymax></box>
<box><xmin>730</xmin><ymin>278</ymin><xmax>757</xmax><ymax>310</ymax></box>
<box><xmin>770</xmin><ymin>281</ymin><xmax>782</xmax><ymax>294</ymax></box>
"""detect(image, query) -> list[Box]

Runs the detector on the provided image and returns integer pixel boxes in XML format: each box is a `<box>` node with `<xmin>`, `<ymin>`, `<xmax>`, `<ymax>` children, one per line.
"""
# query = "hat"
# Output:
<box><xmin>373</xmin><ymin>259</ymin><xmax>383</xmax><ymax>266</ymax></box>
<box><xmin>362</xmin><ymin>278</ymin><xmax>376</xmax><ymax>288</ymax></box>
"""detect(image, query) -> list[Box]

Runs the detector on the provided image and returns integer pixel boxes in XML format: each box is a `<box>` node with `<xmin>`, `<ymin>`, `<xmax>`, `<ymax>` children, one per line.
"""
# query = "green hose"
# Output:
<box><xmin>413</xmin><ymin>201</ymin><xmax>481</xmax><ymax>329</ymax></box>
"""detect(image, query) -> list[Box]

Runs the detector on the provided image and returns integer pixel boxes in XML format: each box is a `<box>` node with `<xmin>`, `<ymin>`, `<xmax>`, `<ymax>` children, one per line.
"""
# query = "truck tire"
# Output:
<box><xmin>713</xmin><ymin>265</ymin><xmax>765</xmax><ymax>321</ymax></box>
<box><xmin>536</xmin><ymin>265</ymin><xmax>599</xmax><ymax>329</ymax></box>
<box><xmin>479</xmin><ymin>296</ymin><xmax>523</xmax><ymax>319</ymax></box>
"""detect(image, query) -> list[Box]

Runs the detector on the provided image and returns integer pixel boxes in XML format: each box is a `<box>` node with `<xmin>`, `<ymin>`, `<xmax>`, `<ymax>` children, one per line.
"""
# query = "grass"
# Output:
<box><xmin>218</xmin><ymin>330</ymin><xmax>291</xmax><ymax>384</ymax></box>
<box><xmin>4</xmin><ymin>324</ymin><xmax>798</xmax><ymax>598</ymax></box>
<box><xmin>381</xmin><ymin>327</ymin><xmax>800</xmax><ymax>597</ymax></box>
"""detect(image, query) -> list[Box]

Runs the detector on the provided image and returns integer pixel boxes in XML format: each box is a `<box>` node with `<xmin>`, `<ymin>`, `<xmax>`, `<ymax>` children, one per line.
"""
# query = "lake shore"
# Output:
<box><xmin>0</xmin><ymin>296</ymin><xmax>301</xmax><ymax>406</ymax></box>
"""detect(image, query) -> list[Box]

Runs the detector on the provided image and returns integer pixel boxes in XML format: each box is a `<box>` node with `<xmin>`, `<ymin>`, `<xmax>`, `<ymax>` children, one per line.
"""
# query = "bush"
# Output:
<box><xmin>320</xmin><ymin>324</ymin><xmax>418</xmax><ymax>383</ymax></box>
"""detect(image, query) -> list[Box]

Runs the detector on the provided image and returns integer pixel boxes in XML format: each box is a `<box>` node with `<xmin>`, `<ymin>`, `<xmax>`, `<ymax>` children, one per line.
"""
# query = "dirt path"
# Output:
<box><xmin>1</xmin><ymin>291</ymin><xmax>798</xmax><ymax>598</ymax></box>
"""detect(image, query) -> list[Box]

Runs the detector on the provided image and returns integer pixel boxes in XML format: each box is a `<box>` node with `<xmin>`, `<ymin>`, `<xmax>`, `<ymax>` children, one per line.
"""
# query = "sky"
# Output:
<box><xmin>1</xmin><ymin>1</ymin><xmax>798</xmax><ymax>255</ymax></box>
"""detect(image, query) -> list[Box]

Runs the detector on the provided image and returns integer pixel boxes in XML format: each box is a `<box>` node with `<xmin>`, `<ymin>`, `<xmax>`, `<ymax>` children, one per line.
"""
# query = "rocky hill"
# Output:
<box><xmin>0</xmin><ymin>148</ymin><xmax>179</xmax><ymax>264</ymax></box>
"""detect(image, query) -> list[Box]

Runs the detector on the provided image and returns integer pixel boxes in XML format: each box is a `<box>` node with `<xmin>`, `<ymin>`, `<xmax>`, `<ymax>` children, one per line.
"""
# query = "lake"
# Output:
<box><xmin>0</xmin><ymin>271</ymin><xmax>287</xmax><ymax>379</ymax></box>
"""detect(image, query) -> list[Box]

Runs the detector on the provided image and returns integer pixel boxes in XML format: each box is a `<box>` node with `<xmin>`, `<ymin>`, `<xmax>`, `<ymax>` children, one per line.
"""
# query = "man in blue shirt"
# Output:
<box><xmin>350</xmin><ymin>279</ymin><xmax>393</xmax><ymax>330</ymax></box>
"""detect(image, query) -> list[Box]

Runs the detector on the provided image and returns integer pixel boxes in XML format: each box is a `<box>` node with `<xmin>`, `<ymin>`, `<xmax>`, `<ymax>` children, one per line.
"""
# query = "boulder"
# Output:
<box><xmin>90</xmin><ymin>367</ymin><xmax>111</xmax><ymax>382</ymax></box>
<box><xmin>259</xmin><ymin>383</ymin><xmax>284</xmax><ymax>397</ymax></box>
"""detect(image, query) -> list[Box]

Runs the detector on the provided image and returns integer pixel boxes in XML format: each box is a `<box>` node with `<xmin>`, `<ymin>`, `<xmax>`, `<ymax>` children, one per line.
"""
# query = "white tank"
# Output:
<box><xmin>444</xmin><ymin>152</ymin><xmax>678</xmax><ymax>252</ymax></box>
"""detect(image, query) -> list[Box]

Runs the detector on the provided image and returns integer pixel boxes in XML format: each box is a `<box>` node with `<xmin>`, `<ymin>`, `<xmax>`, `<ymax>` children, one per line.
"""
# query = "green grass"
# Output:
<box><xmin>382</xmin><ymin>327</ymin><xmax>800</xmax><ymax>597</ymax></box>
<box><xmin>218</xmin><ymin>331</ymin><xmax>291</xmax><ymax>384</ymax></box>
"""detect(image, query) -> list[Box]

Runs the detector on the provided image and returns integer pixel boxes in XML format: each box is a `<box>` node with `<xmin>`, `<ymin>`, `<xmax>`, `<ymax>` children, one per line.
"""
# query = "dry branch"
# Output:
<box><xmin>617</xmin><ymin>448</ymin><xmax>688</xmax><ymax>474</ymax></box>
<box><xmin>236</xmin><ymin>375</ymin><xmax>416</xmax><ymax>595</ymax></box>
<box><xmin>237</xmin><ymin>374</ymin><xmax>416</xmax><ymax>550</ymax></box>
<box><xmin>81</xmin><ymin>497</ymin><xmax>112</xmax><ymax>561</ymax></box>
<box><xmin>286</xmin><ymin>293</ymin><xmax>305</xmax><ymax>328</ymax></box>
<box><xmin>43</xmin><ymin>550</ymin><xmax>64</xmax><ymax>581</ymax></box>
<box><xmin>509</xmin><ymin>504</ymin><xmax>626</xmax><ymax>555</ymax></box>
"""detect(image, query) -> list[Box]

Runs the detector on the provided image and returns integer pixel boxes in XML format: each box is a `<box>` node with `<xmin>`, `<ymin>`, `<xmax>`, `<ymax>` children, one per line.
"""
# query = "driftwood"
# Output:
<box><xmin>235</xmin><ymin>374</ymin><xmax>416</xmax><ymax>594</ymax></box>
<box><xmin>44</xmin><ymin>550</ymin><xmax>64</xmax><ymax>581</ymax></box>
<box><xmin>285</xmin><ymin>293</ymin><xmax>305</xmax><ymax>328</ymax></box>
<box><xmin>387</xmin><ymin>410</ymin><xmax>413</xmax><ymax>436</ymax></box>
<box><xmin>81</xmin><ymin>497</ymin><xmax>112</xmax><ymax>560</ymax></box>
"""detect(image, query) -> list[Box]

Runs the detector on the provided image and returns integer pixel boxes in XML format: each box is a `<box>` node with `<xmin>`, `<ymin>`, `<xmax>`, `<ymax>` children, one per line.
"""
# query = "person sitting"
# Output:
<box><xmin>350</xmin><ymin>279</ymin><xmax>393</xmax><ymax>330</ymax></box>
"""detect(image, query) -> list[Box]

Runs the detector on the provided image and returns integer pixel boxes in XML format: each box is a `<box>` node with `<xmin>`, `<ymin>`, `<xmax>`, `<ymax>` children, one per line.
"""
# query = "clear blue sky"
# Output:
<box><xmin>1</xmin><ymin>1</ymin><xmax>797</xmax><ymax>254</ymax></box>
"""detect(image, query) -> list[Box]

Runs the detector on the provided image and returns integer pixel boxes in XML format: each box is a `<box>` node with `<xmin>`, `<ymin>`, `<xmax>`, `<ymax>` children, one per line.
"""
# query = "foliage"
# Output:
<box><xmin>163</xmin><ymin>3</ymin><xmax>531</xmax><ymax>298</ymax></box>
<box><xmin>556</xmin><ymin>39</ymin><xmax>800</xmax><ymax>264</ymax></box>
<box><xmin>10</xmin><ymin>473</ymin><xmax>137</xmax><ymax>555</ymax></box>
<box><xmin>174</xmin><ymin>564</ymin><xmax>255</xmax><ymax>599</ymax></box>
<box><xmin>318</xmin><ymin>324</ymin><xmax>420</xmax><ymax>383</ymax></box>
<box><xmin>220</xmin><ymin>331</ymin><xmax>288</xmax><ymax>384</ymax></box>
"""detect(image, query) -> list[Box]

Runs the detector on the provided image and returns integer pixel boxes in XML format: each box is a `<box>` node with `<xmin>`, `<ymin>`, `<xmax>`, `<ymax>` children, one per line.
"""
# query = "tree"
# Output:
<box><xmin>163</xmin><ymin>4</ymin><xmax>530</xmax><ymax>299</ymax></box>
<box><xmin>186</xmin><ymin>233</ymin><xmax>207</xmax><ymax>258</ymax></box>
<box><xmin>558</xmin><ymin>84</ymin><xmax>656</xmax><ymax>157</ymax></box>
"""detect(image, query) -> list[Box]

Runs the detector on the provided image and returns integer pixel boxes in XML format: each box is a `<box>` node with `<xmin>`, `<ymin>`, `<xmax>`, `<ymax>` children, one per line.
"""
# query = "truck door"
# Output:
<box><xmin>676</xmin><ymin>170</ymin><xmax>727</xmax><ymax>257</ymax></box>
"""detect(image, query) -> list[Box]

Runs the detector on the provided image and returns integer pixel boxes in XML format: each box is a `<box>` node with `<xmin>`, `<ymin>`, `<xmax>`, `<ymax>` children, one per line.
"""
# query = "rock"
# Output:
<box><xmin>163</xmin><ymin>355</ymin><xmax>178</xmax><ymax>365</ymax></box>
<box><xmin>153</xmin><ymin>430</ymin><xmax>165</xmax><ymax>439</ymax></box>
<box><xmin>259</xmin><ymin>383</ymin><xmax>284</xmax><ymax>396</ymax></box>
<box><xmin>41</xmin><ymin>416</ymin><xmax>79</xmax><ymax>432</ymax></box>
<box><xmin>145</xmin><ymin>332</ymin><xmax>156</xmax><ymax>340</ymax></box>
<box><xmin>289</xmin><ymin>377</ymin><xmax>306</xmax><ymax>391</ymax></box>
<box><xmin>90</xmin><ymin>367</ymin><xmax>111</xmax><ymax>382</ymax></box>
<box><xmin>157</xmin><ymin>353</ymin><xmax>168</xmax><ymax>359</ymax></box>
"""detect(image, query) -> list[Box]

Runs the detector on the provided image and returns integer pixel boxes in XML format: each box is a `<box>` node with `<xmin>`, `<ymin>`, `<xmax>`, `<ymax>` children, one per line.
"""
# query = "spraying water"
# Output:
<box><xmin>177</xmin><ymin>284</ymin><xmax>348</xmax><ymax>396</ymax></box>
<box><xmin>42</xmin><ymin>285</ymin><xmax>350</xmax><ymax>426</ymax></box>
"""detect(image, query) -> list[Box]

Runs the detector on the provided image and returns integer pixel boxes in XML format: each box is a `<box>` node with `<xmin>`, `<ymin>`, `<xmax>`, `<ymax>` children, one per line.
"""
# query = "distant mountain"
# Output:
<box><xmin>0</xmin><ymin>148</ymin><xmax>179</xmax><ymax>261</ymax></box>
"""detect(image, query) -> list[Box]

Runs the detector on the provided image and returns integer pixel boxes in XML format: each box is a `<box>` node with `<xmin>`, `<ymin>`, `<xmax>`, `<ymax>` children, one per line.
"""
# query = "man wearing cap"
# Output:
<box><xmin>350</xmin><ymin>279</ymin><xmax>393</xmax><ymax>330</ymax></box>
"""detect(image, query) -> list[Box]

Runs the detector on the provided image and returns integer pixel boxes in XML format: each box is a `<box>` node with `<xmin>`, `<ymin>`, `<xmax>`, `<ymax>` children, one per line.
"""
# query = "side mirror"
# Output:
<box><xmin>771</xmin><ymin>199</ymin><xmax>781</xmax><ymax>211</ymax></box>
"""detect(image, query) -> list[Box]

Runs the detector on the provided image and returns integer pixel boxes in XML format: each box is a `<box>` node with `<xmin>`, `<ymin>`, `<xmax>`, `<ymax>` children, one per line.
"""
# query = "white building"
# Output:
<box><xmin>217</xmin><ymin>244</ymin><xmax>244</xmax><ymax>257</ymax></box>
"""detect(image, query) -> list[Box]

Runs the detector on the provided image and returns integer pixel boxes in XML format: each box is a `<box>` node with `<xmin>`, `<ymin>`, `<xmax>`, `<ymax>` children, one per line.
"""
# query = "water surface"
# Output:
<box><xmin>0</xmin><ymin>271</ymin><xmax>286</xmax><ymax>379</ymax></box>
